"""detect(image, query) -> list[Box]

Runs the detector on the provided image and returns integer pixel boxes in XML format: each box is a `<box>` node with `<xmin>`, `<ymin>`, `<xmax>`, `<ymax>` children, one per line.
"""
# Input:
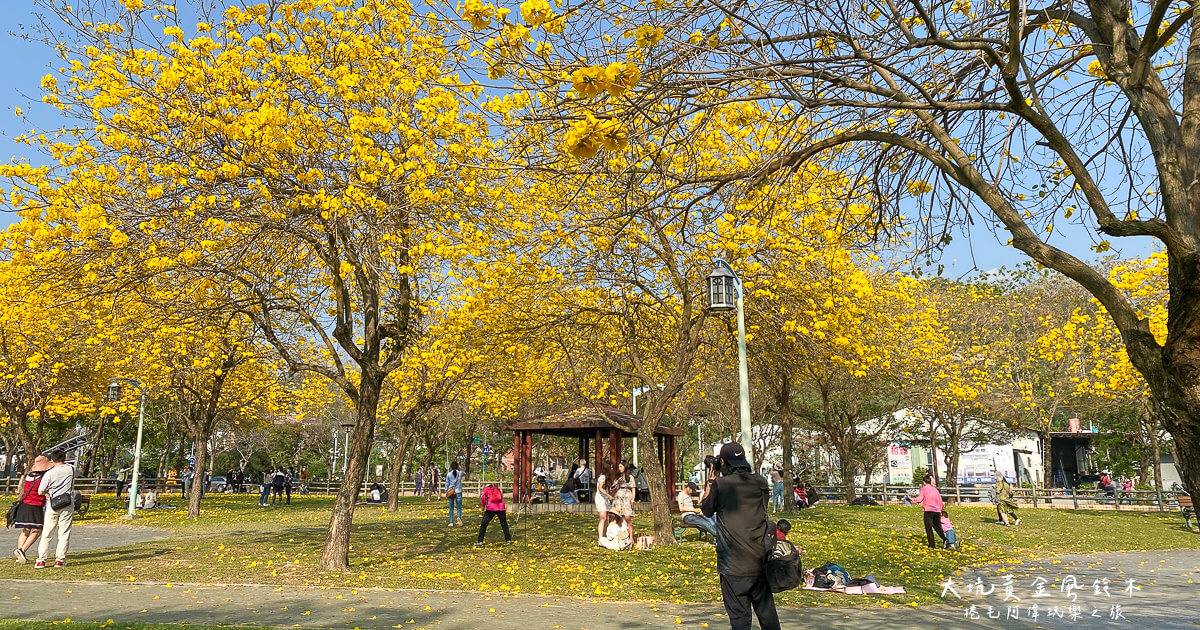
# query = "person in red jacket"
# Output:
<box><xmin>12</xmin><ymin>456</ymin><xmax>53</xmax><ymax>563</ymax></box>
<box><xmin>475</xmin><ymin>483</ymin><xmax>513</xmax><ymax>547</ymax></box>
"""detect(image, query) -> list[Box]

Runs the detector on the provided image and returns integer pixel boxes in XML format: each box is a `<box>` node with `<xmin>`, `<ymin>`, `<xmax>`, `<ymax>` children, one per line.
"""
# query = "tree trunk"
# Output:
<box><xmin>837</xmin><ymin>445</ymin><xmax>856</xmax><ymax>502</ymax></box>
<box><xmin>636</xmin><ymin>423</ymin><xmax>675</xmax><ymax>545</ymax></box>
<box><xmin>157</xmin><ymin>425</ymin><xmax>173</xmax><ymax>480</ymax></box>
<box><xmin>778</xmin><ymin>373</ymin><xmax>795</xmax><ymax>487</ymax></box>
<box><xmin>187</xmin><ymin>431</ymin><xmax>210</xmax><ymax>519</ymax></box>
<box><xmin>386</xmin><ymin>434</ymin><xmax>408</xmax><ymax>512</ymax></box>
<box><xmin>5</xmin><ymin>408</ymin><xmax>39</xmax><ymax>477</ymax></box>
<box><xmin>1041</xmin><ymin>431</ymin><xmax>1053</xmax><ymax>490</ymax></box>
<box><xmin>1160</xmin><ymin>398</ymin><xmax>1200</xmax><ymax>496</ymax></box>
<box><xmin>319</xmin><ymin>374</ymin><xmax>382</xmax><ymax>570</ymax></box>
<box><xmin>101</xmin><ymin>443</ymin><xmax>117</xmax><ymax>480</ymax></box>
<box><xmin>462</xmin><ymin>426</ymin><xmax>475</xmax><ymax>478</ymax></box>
<box><xmin>81</xmin><ymin>413</ymin><xmax>108</xmax><ymax>477</ymax></box>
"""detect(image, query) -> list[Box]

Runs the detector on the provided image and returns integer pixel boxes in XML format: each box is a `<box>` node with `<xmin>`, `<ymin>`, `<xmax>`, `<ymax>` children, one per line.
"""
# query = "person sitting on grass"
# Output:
<box><xmin>676</xmin><ymin>481</ymin><xmax>717</xmax><ymax>537</ymax></box>
<box><xmin>775</xmin><ymin>519</ymin><xmax>791</xmax><ymax>541</ymax></box>
<box><xmin>598</xmin><ymin>510</ymin><xmax>632</xmax><ymax>550</ymax></box>
<box><xmin>793</xmin><ymin>481</ymin><xmax>807</xmax><ymax>511</ymax></box>
<box><xmin>940</xmin><ymin>509</ymin><xmax>958</xmax><ymax>550</ymax></box>
<box><xmin>368</xmin><ymin>482</ymin><xmax>384</xmax><ymax>504</ymax></box>
<box><xmin>559</xmin><ymin>475</ymin><xmax>579</xmax><ymax>504</ymax></box>
<box><xmin>136</xmin><ymin>487</ymin><xmax>157</xmax><ymax>509</ymax></box>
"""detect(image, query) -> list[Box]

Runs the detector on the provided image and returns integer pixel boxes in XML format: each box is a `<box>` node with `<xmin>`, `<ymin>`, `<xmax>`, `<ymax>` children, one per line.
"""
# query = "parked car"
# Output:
<box><xmin>207</xmin><ymin>475</ymin><xmax>229</xmax><ymax>493</ymax></box>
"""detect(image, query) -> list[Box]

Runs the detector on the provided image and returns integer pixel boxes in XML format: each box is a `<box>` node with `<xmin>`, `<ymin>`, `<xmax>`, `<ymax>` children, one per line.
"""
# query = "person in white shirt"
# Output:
<box><xmin>598</xmin><ymin>511</ymin><xmax>631</xmax><ymax>550</ymax></box>
<box><xmin>676</xmin><ymin>482</ymin><xmax>717</xmax><ymax>536</ymax></box>
<box><xmin>35</xmin><ymin>450</ymin><xmax>75</xmax><ymax>569</ymax></box>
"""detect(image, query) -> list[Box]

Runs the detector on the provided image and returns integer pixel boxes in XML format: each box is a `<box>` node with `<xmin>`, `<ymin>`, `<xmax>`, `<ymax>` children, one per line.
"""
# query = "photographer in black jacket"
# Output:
<box><xmin>700</xmin><ymin>442</ymin><xmax>781</xmax><ymax>630</ymax></box>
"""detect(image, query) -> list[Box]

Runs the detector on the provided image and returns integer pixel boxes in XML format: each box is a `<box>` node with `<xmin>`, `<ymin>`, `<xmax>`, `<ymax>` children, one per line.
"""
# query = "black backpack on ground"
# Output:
<box><xmin>765</xmin><ymin>538</ymin><xmax>803</xmax><ymax>592</ymax></box>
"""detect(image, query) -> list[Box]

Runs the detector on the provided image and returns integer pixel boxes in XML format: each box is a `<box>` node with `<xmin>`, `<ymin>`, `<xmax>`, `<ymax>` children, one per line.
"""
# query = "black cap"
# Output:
<box><xmin>686</xmin><ymin>481</ymin><xmax>700</xmax><ymax>493</ymax></box>
<box><xmin>719</xmin><ymin>442</ymin><xmax>750</xmax><ymax>469</ymax></box>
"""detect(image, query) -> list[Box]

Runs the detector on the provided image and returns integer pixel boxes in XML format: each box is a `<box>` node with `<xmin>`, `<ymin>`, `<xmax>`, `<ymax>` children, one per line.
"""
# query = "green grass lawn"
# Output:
<box><xmin>2</xmin><ymin>494</ymin><xmax>1196</xmax><ymax>608</ymax></box>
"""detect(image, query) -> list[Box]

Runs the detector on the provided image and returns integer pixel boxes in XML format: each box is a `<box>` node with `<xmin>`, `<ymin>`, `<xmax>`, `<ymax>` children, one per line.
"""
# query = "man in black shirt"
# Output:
<box><xmin>700</xmin><ymin>442</ymin><xmax>781</xmax><ymax>630</ymax></box>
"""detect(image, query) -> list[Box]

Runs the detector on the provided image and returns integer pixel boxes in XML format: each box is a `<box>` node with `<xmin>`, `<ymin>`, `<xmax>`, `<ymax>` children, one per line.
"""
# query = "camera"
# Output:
<box><xmin>704</xmin><ymin>455</ymin><xmax>721</xmax><ymax>476</ymax></box>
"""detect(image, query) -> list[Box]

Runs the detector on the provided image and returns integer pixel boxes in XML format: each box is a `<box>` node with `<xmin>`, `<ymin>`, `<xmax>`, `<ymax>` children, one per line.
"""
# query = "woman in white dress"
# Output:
<box><xmin>594</xmin><ymin>465</ymin><xmax>612</xmax><ymax>542</ymax></box>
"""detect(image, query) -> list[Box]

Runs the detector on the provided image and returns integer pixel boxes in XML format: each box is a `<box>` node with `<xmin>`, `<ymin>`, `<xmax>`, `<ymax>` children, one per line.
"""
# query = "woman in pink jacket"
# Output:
<box><xmin>909</xmin><ymin>473</ymin><xmax>948</xmax><ymax>549</ymax></box>
<box><xmin>475</xmin><ymin>483</ymin><xmax>513</xmax><ymax>547</ymax></box>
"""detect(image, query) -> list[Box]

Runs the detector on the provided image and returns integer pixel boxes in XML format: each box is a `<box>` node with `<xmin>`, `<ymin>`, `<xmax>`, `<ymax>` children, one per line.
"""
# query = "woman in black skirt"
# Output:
<box><xmin>12</xmin><ymin>456</ymin><xmax>53</xmax><ymax>564</ymax></box>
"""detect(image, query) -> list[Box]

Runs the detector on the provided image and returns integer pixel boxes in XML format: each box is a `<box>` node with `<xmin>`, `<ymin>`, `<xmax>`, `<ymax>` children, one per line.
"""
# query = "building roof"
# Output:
<box><xmin>506</xmin><ymin>404</ymin><xmax>685</xmax><ymax>437</ymax></box>
<box><xmin>1049</xmin><ymin>431</ymin><xmax>1097</xmax><ymax>439</ymax></box>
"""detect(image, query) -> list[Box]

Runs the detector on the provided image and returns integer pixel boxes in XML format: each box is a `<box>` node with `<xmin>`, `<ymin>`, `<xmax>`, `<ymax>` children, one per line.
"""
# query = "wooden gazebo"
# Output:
<box><xmin>506</xmin><ymin>404</ymin><xmax>684</xmax><ymax>504</ymax></box>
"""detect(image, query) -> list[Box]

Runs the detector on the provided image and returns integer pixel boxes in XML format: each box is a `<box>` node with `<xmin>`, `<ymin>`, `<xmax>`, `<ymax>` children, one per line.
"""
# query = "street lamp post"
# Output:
<box><xmin>107</xmin><ymin>378</ymin><xmax>146</xmax><ymax>520</ymax></box>
<box><xmin>706</xmin><ymin>259</ymin><xmax>753</xmax><ymax>468</ymax></box>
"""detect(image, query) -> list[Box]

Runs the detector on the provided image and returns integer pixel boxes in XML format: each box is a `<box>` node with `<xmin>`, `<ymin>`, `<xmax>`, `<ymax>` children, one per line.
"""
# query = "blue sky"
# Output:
<box><xmin>0</xmin><ymin>4</ymin><xmax>1160</xmax><ymax>277</ymax></box>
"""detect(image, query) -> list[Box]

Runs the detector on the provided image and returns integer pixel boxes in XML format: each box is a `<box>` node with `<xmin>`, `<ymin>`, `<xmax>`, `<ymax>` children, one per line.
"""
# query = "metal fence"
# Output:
<box><xmin>0</xmin><ymin>477</ymin><xmax>500</xmax><ymax>498</ymax></box>
<box><xmin>0</xmin><ymin>477</ymin><xmax>1186</xmax><ymax>513</ymax></box>
<box><xmin>810</xmin><ymin>483</ymin><xmax>1181</xmax><ymax>512</ymax></box>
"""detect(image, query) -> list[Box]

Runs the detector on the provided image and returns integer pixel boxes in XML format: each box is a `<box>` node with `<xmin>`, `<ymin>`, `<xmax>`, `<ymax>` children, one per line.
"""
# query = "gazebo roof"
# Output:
<box><xmin>506</xmin><ymin>404</ymin><xmax>685</xmax><ymax>438</ymax></box>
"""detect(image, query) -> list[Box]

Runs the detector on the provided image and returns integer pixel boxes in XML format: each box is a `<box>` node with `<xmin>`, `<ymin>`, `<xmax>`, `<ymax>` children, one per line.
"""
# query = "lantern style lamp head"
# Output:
<box><xmin>106</xmin><ymin>382</ymin><xmax>122</xmax><ymax>403</ymax></box>
<box><xmin>706</xmin><ymin>264</ymin><xmax>738</xmax><ymax>312</ymax></box>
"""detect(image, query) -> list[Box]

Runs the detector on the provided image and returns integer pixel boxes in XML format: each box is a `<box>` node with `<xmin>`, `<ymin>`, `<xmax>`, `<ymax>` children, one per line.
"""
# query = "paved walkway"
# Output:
<box><xmin>48</xmin><ymin>523</ymin><xmax>170</xmax><ymax>553</ymax></box>
<box><xmin>2</xmin><ymin>527</ymin><xmax>1196</xmax><ymax>628</ymax></box>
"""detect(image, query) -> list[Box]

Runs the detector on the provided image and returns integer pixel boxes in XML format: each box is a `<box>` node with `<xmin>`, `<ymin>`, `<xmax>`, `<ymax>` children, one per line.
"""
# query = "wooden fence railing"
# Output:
<box><xmin>0</xmin><ymin>476</ymin><xmax>1183</xmax><ymax>512</ymax></box>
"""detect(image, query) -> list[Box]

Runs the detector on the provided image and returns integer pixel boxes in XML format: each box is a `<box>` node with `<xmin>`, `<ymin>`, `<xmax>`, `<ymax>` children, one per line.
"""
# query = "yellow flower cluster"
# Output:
<box><xmin>462</xmin><ymin>0</ymin><xmax>495</xmax><ymax>30</ymax></box>
<box><xmin>634</xmin><ymin>24</ymin><xmax>664</xmax><ymax>47</ymax></box>
<box><xmin>562</xmin><ymin>113</ymin><xmax>629</xmax><ymax>158</ymax></box>
<box><xmin>520</xmin><ymin>0</ymin><xmax>554</xmax><ymax>27</ymax></box>
<box><xmin>570</xmin><ymin>62</ymin><xmax>641</xmax><ymax>98</ymax></box>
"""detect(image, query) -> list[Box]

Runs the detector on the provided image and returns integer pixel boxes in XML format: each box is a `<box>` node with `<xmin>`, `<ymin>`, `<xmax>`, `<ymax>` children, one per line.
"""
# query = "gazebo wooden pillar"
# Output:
<box><xmin>665</xmin><ymin>435</ymin><xmax>677</xmax><ymax>496</ymax></box>
<box><xmin>512</xmin><ymin>432</ymin><xmax>522</xmax><ymax>504</ymax></box>
<box><xmin>594</xmin><ymin>428</ymin><xmax>604</xmax><ymax>477</ymax></box>
<box><xmin>511</xmin><ymin>430</ymin><xmax>535</xmax><ymax>503</ymax></box>
<box><xmin>608</xmin><ymin>428</ymin><xmax>622</xmax><ymax>477</ymax></box>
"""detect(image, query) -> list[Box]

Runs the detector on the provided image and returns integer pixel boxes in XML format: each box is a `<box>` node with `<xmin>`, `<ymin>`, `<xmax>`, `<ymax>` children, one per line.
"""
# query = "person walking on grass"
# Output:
<box><xmin>285</xmin><ymin>467</ymin><xmax>294</xmax><ymax>505</ymax></box>
<box><xmin>270</xmin><ymin>467</ymin><xmax>286</xmax><ymax>505</ymax></box>
<box><xmin>180</xmin><ymin>465</ymin><xmax>193</xmax><ymax>499</ymax></box>
<box><xmin>257</xmin><ymin>470</ymin><xmax>269</xmax><ymax>506</ymax></box>
<box><xmin>12</xmin><ymin>456</ymin><xmax>53</xmax><ymax>564</ymax></box>
<box><xmin>115</xmin><ymin>465</ymin><xmax>130</xmax><ymax>499</ymax></box>
<box><xmin>474</xmin><ymin>482</ymin><xmax>512</xmax><ymax>546</ymax></box>
<box><xmin>445</xmin><ymin>461</ymin><xmax>464</xmax><ymax>526</ymax></box>
<box><xmin>769</xmin><ymin>467</ymin><xmax>785</xmax><ymax>513</ymax></box>
<box><xmin>994</xmin><ymin>475</ymin><xmax>1020</xmax><ymax>526</ymax></box>
<box><xmin>909</xmin><ymin>473</ymin><xmax>948</xmax><ymax>549</ymax></box>
<box><xmin>35</xmin><ymin>450</ymin><xmax>75</xmax><ymax>569</ymax></box>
